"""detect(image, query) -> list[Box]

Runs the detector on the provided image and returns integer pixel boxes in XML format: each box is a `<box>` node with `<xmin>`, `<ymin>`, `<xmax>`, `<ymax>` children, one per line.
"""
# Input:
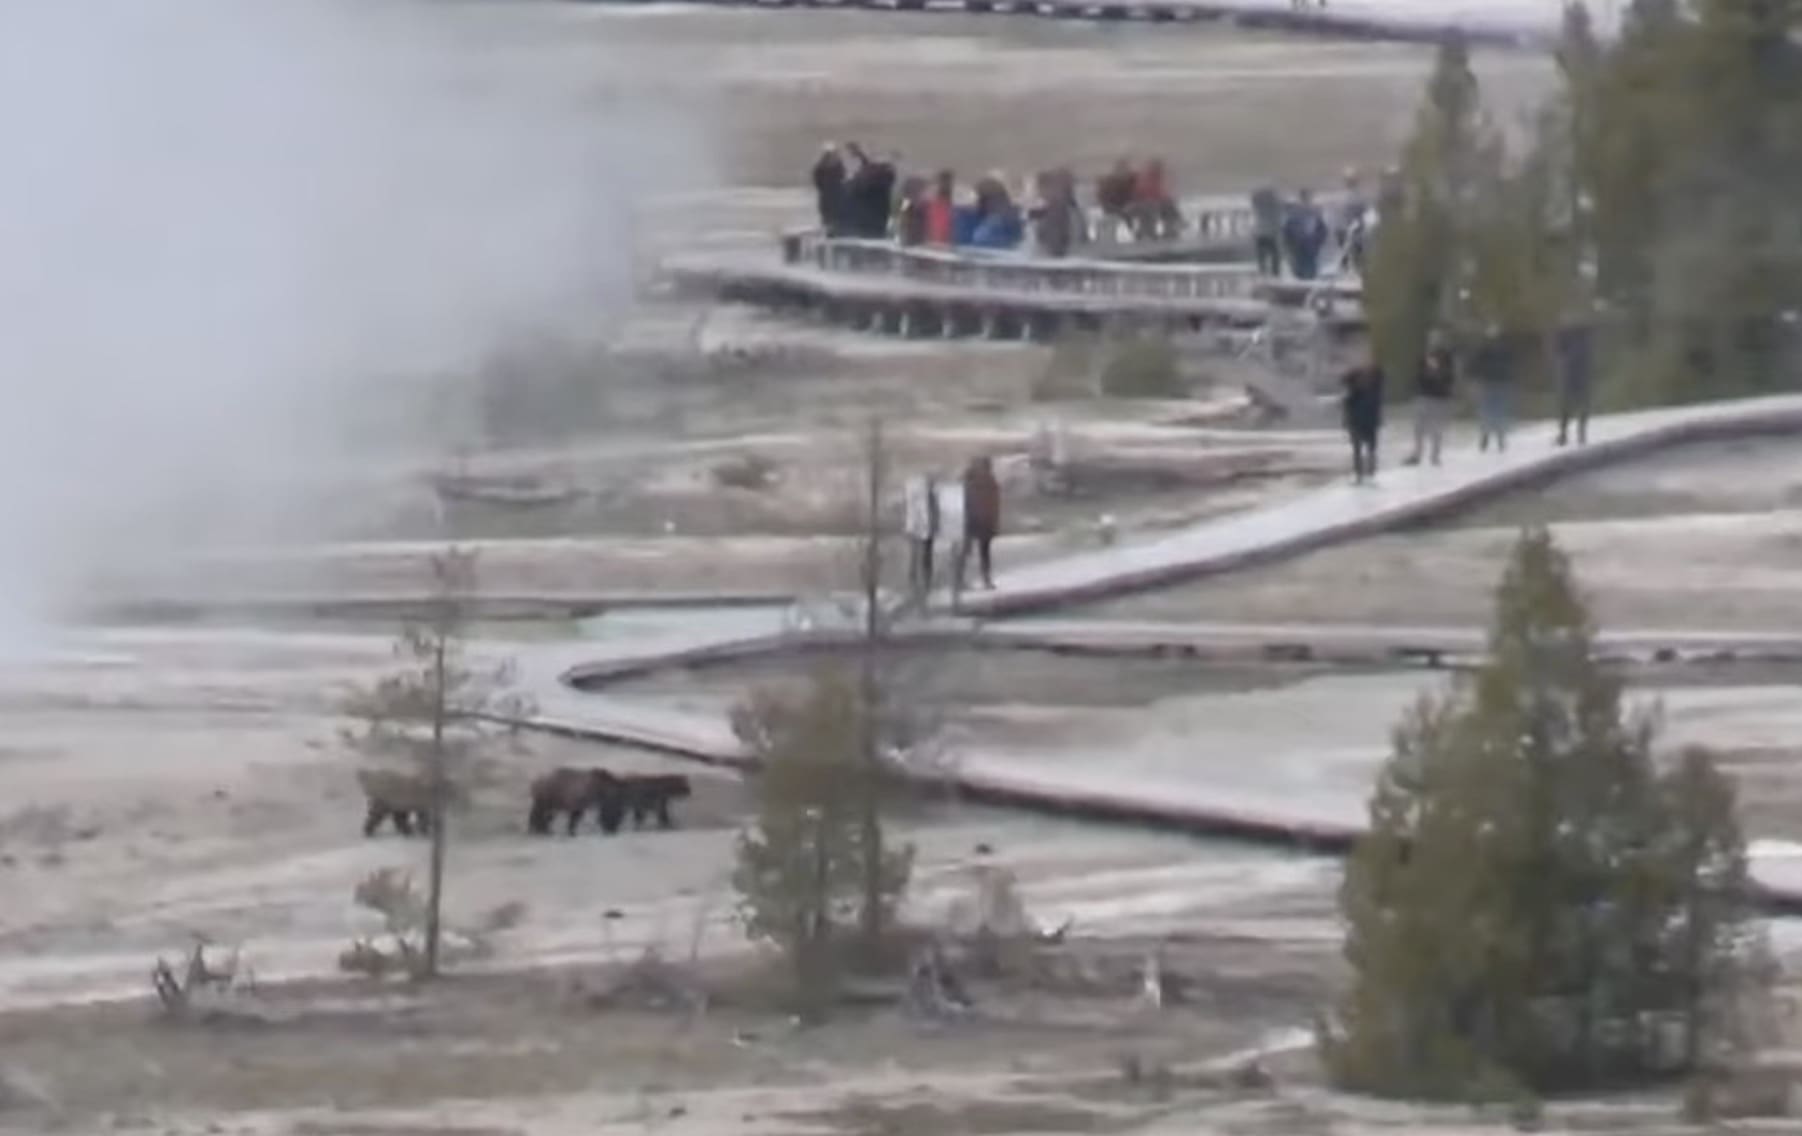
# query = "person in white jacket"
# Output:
<box><xmin>902</xmin><ymin>472</ymin><xmax>941</xmax><ymax>598</ymax></box>
<box><xmin>936</xmin><ymin>475</ymin><xmax>966</xmax><ymax>605</ymax></box>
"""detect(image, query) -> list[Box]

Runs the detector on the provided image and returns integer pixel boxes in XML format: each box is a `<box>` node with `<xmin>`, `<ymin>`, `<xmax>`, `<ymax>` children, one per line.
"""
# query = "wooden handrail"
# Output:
<box><xmin>787</xmin><ymin>231</ymin><xmax>1263</xmax><ymax>301</ymax></box>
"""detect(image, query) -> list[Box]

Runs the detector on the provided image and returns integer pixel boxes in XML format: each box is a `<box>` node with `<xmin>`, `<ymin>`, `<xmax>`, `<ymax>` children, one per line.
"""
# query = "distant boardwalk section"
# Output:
<box><xmin>571</xmin><ymin>0</ymin><xmax>1564</xmax><ymax>46</ymax></box>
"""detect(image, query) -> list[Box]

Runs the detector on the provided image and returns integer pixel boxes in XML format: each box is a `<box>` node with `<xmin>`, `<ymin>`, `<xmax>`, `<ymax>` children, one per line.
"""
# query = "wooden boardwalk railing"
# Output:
<box><xmin>784</xmin><ymin>231</ymin><xmax>1267</xmax><ymax>303</ymax></box>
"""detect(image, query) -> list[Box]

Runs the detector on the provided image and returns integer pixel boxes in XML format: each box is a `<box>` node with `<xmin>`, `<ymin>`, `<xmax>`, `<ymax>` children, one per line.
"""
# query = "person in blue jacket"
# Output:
<box><xmin>971</xmin><ymin>203</ymin><xmax>1023</xmax><ymax>249</ymax></box>
<box><xmin>1282</xmin><ymin>188</ymin><xmax>1329</xmax><ymax>280</ymax></box>
<box><xmin>960</xmin><ymin>175</ymin><xmax>1024</xmax><ymax>250</ymax></box>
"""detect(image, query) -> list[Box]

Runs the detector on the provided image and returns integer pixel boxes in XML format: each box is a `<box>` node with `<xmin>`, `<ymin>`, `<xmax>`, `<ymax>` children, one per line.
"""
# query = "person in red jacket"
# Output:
<box><xmin>957</xmin><ymin>455</ymin><xmax>1002</xmax><ymax>591</ymax></box>
<box><xmin>1132</xmin><ymin>158</ymin><xmax>1181</xmax><ymax>240</ymax></box>
<box><xmin>1096</xmin><ymin>159</ymin><xmax>1136</xmax><ymax>243</ymax></box>
<box><xmin>925</xmin><ymin>169</ymin><xmax>956</xmax><ymax>246</ymax></box>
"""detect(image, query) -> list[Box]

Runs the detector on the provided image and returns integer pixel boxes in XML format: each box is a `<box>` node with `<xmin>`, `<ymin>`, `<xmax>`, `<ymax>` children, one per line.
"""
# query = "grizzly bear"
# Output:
<box><xmin>527</xmin><ymin>766</ymin><xmax>625</xmax><ymax>837</ymax></box>
<box><xmin>619</xmin><ymin>774</ymin><xmax>693</xmax><ymax>830</ymax></box>
<box><xmin>357</xmin><ymin>768</ymin><xmax>433</xmax><ymax>838</ymax></box>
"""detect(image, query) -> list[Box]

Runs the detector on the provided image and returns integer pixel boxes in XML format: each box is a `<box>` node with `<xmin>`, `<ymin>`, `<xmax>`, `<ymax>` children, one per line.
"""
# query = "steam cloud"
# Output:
<box><xmin>0</xmin><ymin>0</ymin><xmax>690</xmax><ymax>647</ymax></box>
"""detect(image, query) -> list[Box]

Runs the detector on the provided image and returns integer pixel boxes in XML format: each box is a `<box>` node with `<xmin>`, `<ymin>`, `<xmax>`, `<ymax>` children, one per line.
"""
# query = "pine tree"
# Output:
<box><xmin>1584</xmin><ymin>0</ymin><xmax>1695</xmax><ymax>322</ymax></box>
<box><xmin>1365</xmin><ymin>33</ymin><xmax>1495</xmax><ymax>390</ymax></box>
<box><xmin>1577</xmin><ymin>0</ymin><xmax>1802</xmax><ymax>398</ymax></box>
<box><xmin>340</xmin><ymin>550</ymin><xmax>526</xmax><ymax>978</ymax></box>
<box><xmin>1672</xmin><ymin>0</ymin><xmax>1802</xmax><ymax>390</ymax></box>
<box><xmin>731</xmin><ymin>671</ymin><xmax>913</xmax><ymax>1014</ymax></box>
<box><xmin>1464</xmin><ymin>112</ymin><xmax>1587</xmax><ymax>394</ymax></box>
<box><xmin>1552</xmin><ymin>3</ymin><xmax>1602</xmax><ymax>278</ymax></box>
<box><xmin>1325</xmin><ymin>529</ymin><xmax>1754</xmax><ymax>1099</ymax></box>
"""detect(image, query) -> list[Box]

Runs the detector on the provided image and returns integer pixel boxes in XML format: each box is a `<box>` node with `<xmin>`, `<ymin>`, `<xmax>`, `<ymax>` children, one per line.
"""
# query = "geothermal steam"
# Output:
<box><xmin>0</xmin><ymin>0</ymin><xmax>684</xmax><ymax>644</ymax></box>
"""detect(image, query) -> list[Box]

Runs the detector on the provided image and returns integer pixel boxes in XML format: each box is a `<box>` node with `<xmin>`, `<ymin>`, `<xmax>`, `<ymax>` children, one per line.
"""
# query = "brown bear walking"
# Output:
<box><xmin>357</xmin><ymin>768</ymin><xmax>434</xmax><ymax>838</ymax></box>
<box><xmin>619</xmin><ymin>774</ymin><xmax>693</xmax><ymax>830</ymax></box>
<box><xmin>527</xmin><ymin>767</ymin><xmax>626</xmax><ymax>836</ymax></box>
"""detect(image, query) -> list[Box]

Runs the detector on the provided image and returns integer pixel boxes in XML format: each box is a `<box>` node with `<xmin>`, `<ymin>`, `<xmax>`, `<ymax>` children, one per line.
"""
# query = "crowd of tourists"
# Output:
<box><xmin>900</xmin><ymin>456</ymin><xmax>1003</xmax><ymax>604</ymax></box>
<box><xmin>1339</xmin><ymin>321</ymin><xmax>1598</xmax><ymax>485</ymax></box>
<box><xmin>808</xmin><ymin>141</ymin><xmax>1384</xmax><ymax>285</ymax></box>
<box><xmin>809</xmin><ymin>143</ymin><xmax>1184</xmax><ymax>258</ymax></box>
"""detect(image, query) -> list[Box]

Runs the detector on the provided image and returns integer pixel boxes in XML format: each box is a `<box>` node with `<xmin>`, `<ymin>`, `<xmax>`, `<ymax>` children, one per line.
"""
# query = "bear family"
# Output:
<box><xmin>357</xmin><ymin>766</ymin><xmax>691</xmax><ymax>839</ymax></box>
<box><xmin>526</xmin><ymin>767</ymin><xmax>692</xmax><ymax>836</ymax></box>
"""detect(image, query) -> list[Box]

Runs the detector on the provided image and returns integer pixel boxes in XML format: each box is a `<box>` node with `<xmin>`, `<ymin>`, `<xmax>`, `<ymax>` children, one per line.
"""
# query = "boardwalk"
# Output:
<box><xmin>572</xmin><ymin>0</ymin><xmax>1574</xmax><ymax>45</ymax></box>
<box><xmin>666</xmin><ymin>222</ymin><xmax>1365</xmax><ymax>340</ymax></box>
<box><xmin>667</xmin><ymin>248</ymin><xmax>1288</xmax><ymax>338</ymax></box>
<box><xmin>501</xmin><ymin>393</ymin><xmax>1802</xmax><ymax>906</ymax></box>
<box><xmin>958</xmin><ymin>393</ymin><xmax>1802</xmax><ymax>615</ymax></box>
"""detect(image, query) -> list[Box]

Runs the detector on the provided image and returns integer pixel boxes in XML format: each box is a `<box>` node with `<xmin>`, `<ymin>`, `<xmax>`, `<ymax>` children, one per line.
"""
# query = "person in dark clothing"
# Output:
<box><xmin>841</xmin><ymin>144</ymin><xmax>896</xmax><ymax>239</ymax></box>
<box><xmin>1555</xmin><ymin>321</ymin><xmax>1595</xmax><ymax>446</ymax></box>
<box><xmin>957</xmin><ymin>455</ymin><xmax>1002</xmax><ymax>591</ymax></box>
<box><xmin>1250</xmin><ymin>185</ymin><xmax>1284</xmax><ymax>276</ymax></box>
<box><xmin>1471</xmin><ymin>330</ymin><xmax>1516</xmax><ymax>453</ymax></box>
<box><xmin>842</xmin><ymin>143</ymin><xmax>871</xmax><ymax>234</ymax></box>
<box><xmin>811</xmin><ymin>144</ymin><xmax>847</xmax><ymax>235</ymax></box>
<box><xmin>1404</xmin><ymin>335</ymin><xmax>1456</xmax><ymax>466</ymax></box>
<box><xmin>1282</xmin><ymin>189</ymin><xmax>1329</xmax><ymax>281</ymax></box>
<box><xmin>1341</xmin><ymin>358</ymin><xmax>1385</xmax><ymax>484</ymax></box>
<box><xmin>896</xmin><ymin>175</ymin><xmax>929</xmax><ymax>247</ymax></box>
<box><xmin>1031</xmin><ymin>168</ymin><xmax>1086</xmax><ymax>258</ymax></box>
<box><xmin>862</xmin><ymin>152</ymin><xmax>898</xmax><ymax>239</ymax></box>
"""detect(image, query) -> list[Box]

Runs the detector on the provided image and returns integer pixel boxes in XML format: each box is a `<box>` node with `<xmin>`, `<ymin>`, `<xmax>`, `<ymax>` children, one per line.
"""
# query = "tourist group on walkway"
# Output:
<box><xmin>1250</xmin><ymin>167</ymin><xmax>1379</xmax><ymax>282</ymax></box>
<box><xmin>902</xmin><ymin>455</ymin><xmax>1002</xmax><ymax>604</ymax></box>
<box><xmin>810</xmin><ymin>141</ymin><xmax>1374</xmax><ymax>288</ymax></box>
<box><xmin>1340</xmin><ymin>321</ymin><xmax>1598</xmax><ymax>485</ymax></box>
<box><xmin>809</xmin><ymin>143</ymin><xmax>1185</xmax><ymax>259</ymax></box>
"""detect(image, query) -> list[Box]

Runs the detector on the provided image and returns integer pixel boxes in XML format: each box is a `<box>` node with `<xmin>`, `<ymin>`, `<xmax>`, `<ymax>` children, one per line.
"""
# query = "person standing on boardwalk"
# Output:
<box><xmin>1096</xmin><ymin>159</ymin><xmax>1136</xmax><ymax>244</ymax></box>
<box><xmin>862</xmin><ymin>150</ymin><xmax>900</xmax><ymax>239</ymax></box>
<box><xmin>1555</xmin><ymin>320</ymin><xmax>1595</xmax><ymax>447</ymax></box>
<box><xmin>937</xmin><ymin>474</ymin><xmax>967</xmax><ymax>608</ymax></box>
<box><xmin>1251</xmin><ymin>185</ymin><xmax>1284</xmax><ymax>277</ymax></box>
<box><xmin>812</xmin><ymin>143</ymin><xmax>847</xmax><ymax>236</ymax></box>
<box><xmin>1341</xmin><ymin>356</ymin><xmax>1385</xmax><ymax>484</ymax></box>
<box><xmin>925</xmin><ymin>170</ymin><xmax>957</xmax><ymax>247</ymax></box>
<box><xmin>1282</xmin><ymin>188</ymin><xmax>1329</xmax><ymax>281</ymax></box>
<box><xmin>1403</xmin><ymin>334</ymin><xmax>1456</xmax><ymax>467</ymax></box>
<box><xmin>1032</xmin><ymin>168</ymin><xmax>1085</xmax><ymax>258</ymax></box>
<box><xmin>1335</xmin><ymin>167</ymin><xmax>1368</xmax><ymax>273</ymax></box>
<box><xmin>1471</xmin><ymin>329</ymin><xmax>1516</xmax><ymax>453</ymax></box>
<box><xmin>1132</xmin><ymin>158</ymin><xmax>1181</xmax><ymax>241</ymax></box>
<box><xmin>843</xmin><ymin>144</ymin><xmax>896</xmax><ymax>239</ymax></box>
<box><xmin>902</xmin><ymin>472</ymin><xmax>940</xmax><ymax>599</ymax></box>
<box><xmin>958</xmin><ymin>456</ymin><xmax>1002</xmax><ymax>592</ymax></box>
<box><xmin>896</xmin><ymin>175</ymin><xmax>929</xmax><ymax>247</ymax></box>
